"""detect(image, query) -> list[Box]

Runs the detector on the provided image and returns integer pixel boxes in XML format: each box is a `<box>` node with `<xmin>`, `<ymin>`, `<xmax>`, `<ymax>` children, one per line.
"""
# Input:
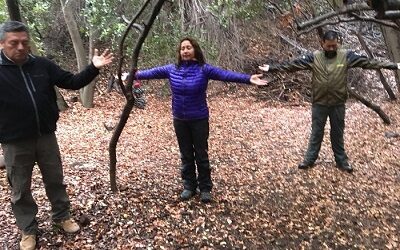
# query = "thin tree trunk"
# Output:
<box><xmin>6</xmin><ymin>0</ymin><xmax>21</xmax><ymax>21</ymax></box>
<box><xmin>355</xmin><ymin>29</ymin><xmax>396</xmax><ymax>100</ymax></box>
<box><xmin>55</xmin><ymin>88</ymin><xmax>69</xmax><ymax>111</ymax></box>
<box><xmin>79</xmin><ymin>26</ymin><xmax>96</xmax><ymax>108</ymax></box>
<box><xmin>109</xmin><ymin>0</ymin><xmax>166</xmax><ymax>192</ymax></box>
<box><xmin>60</xmin><ymin>0</ymin><xmax>94</xmax><ymax>108</ymax></box>
<box><xmin>381</xmin><ymin>26</ymin><xmax>400</xmax><ymax>92</ymax></box>
<box><xmin>0</xmin><ymin>154</ymin><xmax>5</xmax><ymax>169</ymax></box>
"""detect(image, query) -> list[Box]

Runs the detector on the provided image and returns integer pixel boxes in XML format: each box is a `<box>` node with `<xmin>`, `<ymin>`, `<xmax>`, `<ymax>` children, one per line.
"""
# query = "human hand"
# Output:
<box><xmin>258</xmin><ymin>64</ymin><xmax>270</xmax><ymax>72</ymax></box>
<box><xmin>250</xmin><ymin>74</ymin><xmax>268</xmax><ymax>86</ymax></box>
<box><xmin>92</xmin><ymin>49</ymin><xmax>114</xmax><ymax>69</ymax></box>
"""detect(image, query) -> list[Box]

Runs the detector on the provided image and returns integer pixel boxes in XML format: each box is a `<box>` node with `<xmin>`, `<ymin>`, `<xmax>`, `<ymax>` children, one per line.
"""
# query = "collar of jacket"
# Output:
<box><xmin>179</xmin><ymin>60</ymin><xmax>200</xmax><ymax>66</ymax></box>
<box><xmin>0</xmin><ymin>50</ymin><xmax>35</xmax><ymax>66</ymax></box>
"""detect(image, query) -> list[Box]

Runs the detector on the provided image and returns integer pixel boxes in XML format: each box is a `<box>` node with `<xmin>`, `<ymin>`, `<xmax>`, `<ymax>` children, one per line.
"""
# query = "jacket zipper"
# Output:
<box><xmin>19</xmin><ymin>67</ymin><xmax>41</xmax><ymax>135</ymax></box>
<box><xmin>27</xmin><ymin>73</ymin><xmax>37</xmax><ymax>92</ymax></box>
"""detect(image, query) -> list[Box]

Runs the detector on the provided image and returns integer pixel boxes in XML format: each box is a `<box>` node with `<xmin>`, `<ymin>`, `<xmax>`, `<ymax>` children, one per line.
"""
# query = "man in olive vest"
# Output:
<box><xmin>259</xmin><ymin>30</ymin><xmax>400</xmax><ymax>173</ymax></box>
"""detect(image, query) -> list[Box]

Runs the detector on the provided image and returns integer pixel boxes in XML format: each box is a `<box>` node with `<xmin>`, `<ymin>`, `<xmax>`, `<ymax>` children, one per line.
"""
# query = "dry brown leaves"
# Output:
<box><xmin>0</xmin><ymin>83</ymin><xmax>399</xmax><ymax>249</ymax></box>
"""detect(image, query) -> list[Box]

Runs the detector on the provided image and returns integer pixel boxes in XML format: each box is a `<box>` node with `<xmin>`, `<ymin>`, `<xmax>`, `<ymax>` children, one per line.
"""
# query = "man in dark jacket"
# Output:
<box><xmin>0</xmin><ymin>21</ymin><xmax>113</xmax><ymax>250</ymax></box>
<box><xmin>259</xmin><ymin>30</ymin><xmax>399</xmax><ymax>173</ymax></box>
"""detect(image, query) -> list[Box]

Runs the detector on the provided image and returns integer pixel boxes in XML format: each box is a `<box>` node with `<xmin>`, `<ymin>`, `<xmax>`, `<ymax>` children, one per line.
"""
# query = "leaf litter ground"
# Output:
<box><xmin>1</xmin><ymin>84</ymin><xmax>399</xmax><ymax>249</ymax></box>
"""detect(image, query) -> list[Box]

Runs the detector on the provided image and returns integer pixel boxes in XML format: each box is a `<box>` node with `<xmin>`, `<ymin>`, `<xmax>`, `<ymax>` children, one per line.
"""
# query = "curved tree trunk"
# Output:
<box><xmin>109</xmin><ymin>0</ymin><xmax>166</xmax><ymax>192</ymax></box>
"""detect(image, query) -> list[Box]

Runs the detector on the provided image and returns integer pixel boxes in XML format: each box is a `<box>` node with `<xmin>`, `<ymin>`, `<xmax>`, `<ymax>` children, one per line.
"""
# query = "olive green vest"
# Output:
<box><xmin>311</xmin><ymin>49</ymin><xmax>348</xmax><ymax>106</ymax></box>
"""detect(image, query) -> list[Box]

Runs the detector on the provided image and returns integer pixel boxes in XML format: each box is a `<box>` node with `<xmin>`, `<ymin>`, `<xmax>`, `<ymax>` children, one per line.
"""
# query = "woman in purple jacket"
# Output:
<box><xmin>135</xmin><ymin>37</ymin><xmax>267</xmax><ymax>203</ymax></box>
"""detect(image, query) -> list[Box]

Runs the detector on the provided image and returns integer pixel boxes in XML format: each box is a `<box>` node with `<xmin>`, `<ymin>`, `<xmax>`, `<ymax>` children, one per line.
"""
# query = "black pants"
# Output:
<box><xmin>303</xmin><ymin>104</ymin><xmax>349</xmax><ymax>166</ymax></box>
<box><xmin>173</xmin><ymin>118</ymin><xmax>212</xmax><ymax>192</ymax></box>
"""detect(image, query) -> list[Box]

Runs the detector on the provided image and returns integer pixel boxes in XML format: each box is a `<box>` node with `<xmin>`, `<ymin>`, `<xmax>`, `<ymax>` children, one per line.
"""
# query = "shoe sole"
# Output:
<box><xmin>298</xmin><ymin>164</ymin><xmax>314</xmax><ymax>169</ymax></box>
<box><xmin>337</xmin><ymin>167</ymin><xmax>353</xmax><ymax>173</ymax></box>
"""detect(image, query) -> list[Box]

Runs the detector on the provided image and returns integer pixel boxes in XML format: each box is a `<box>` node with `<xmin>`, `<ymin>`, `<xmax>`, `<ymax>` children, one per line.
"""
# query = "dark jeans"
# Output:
<box><xmin>303</xmin><ymin>104</ymin><xmax>349</xmax><ymax>166</ymax></box>
<box><xmin>2</xmin><ymin>132</ymin><xmax>71</xmax><ymax>234</ymax></box>
<box><xmin>173</xmin><ymin>118</ymin><xmax>212</xmax><ymax>192</ymax></box>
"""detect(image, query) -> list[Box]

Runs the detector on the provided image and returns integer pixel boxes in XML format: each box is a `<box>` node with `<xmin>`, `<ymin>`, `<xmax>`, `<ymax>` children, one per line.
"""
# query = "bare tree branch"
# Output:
<box><xmin>297</xmin><ymin>2</ymin><xmax>372</xmax><ymax>30</ymax></box>
<box><xmin>121</xmin><ymin>15</ymin><xmax>145</xmax><ymax>32</ymax></box>
<box><xmin>350</xmin><ymin>13</ymin><xmax>400</xmax><ymax>30</ymax></box>
<box><xmin>115</xmin><ymin>0</ymin><xmax>153</xmax><ymax>97</ymax></box>
<box><xmin>355</xmin><ymin>25</ymin><xmax>396</xmax><ymax>100</ymax></box>
<box><xmin>298</xmin><ymin>15</ymin><xmax>400</xmax><ymax>35</ymax></box>
<box><xmin>348</xmin><ymin>88</ymin><xmax>391</xmax><ymax>124</ymax></box>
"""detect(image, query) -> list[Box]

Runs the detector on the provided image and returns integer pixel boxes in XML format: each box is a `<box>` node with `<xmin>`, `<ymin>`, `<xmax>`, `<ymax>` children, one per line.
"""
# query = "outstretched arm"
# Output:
<box><xmin>135</xmin><ymin>65</ymin><xmax>172</xmax><ymax>80</ymax></box>
<box><xmin>259</xmin><ymin>53</ymin><xmax>314</xmax><ymax>73</ymax></box>
<box><xmin>347</xmin><ymin>51</ymin><xmax>399</xmax><ymax>70</ymax></box>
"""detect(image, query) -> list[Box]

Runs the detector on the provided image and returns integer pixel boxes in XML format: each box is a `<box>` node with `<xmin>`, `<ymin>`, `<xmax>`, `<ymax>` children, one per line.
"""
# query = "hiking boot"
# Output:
<box><xmin>20</xmin><ymin>233</ymin><xmax>36</xmax><ymax>250</ymax></box>
<box><xmin>180</xmin><ymin>189</ymin><xmax>195</xmax><ymax>200</ymax></box>
<box><xmin>58</xmin><ymin>218</ymin><xmax>80</xmax><ymax>233</ymax></box>
<box><xmin>298</xmin><ymin>162</ymin><xmax>314</xmax><ymax>169</ymax></box>
<box><xmin>200</xmin><ymin>192</ymin><xmax>212</xmax><ymax>203</ymax></box>
<box><xmin>337</xmin><ymin>163</ymin><xmax>353</xmax><ymax>173</ymax></box>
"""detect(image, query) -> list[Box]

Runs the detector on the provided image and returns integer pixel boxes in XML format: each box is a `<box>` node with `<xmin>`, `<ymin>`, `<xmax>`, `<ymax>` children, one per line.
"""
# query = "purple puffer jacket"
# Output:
<box><xmin>136</xmin><ymin>60</ymin><xmax>251</xmax><ymax>120</ymax></box>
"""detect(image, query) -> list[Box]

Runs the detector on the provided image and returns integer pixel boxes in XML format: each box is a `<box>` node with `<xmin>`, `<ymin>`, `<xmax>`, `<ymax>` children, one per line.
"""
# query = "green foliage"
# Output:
<box><xmin>0</xmin><ymin>1</ymin><xmax>8</xmax><ymax>22</ymax></box>
<box><xmin>1</xmin><ymin>0</ymin><xmax>260</xmax><ymax>70</ymax></box>
<box><xmin>20</xmin><ymin>0</ymin><xmax>52</xmax><ymax>30</ymax></box>
<box><xmin>82</xmin><ymin>0</ymin><xmax>143</xmax><ymax>49</ymax></box>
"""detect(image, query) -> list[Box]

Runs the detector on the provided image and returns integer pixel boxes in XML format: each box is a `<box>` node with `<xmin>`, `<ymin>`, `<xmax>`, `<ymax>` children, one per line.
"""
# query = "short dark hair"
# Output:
<box><xmin>0</xmin><ymin>21</ymin><xmax>30</xmax><ymax>41</ymax></box>
<box><xmin>176</xmin><ymin>37</ymin><xmax>206</xmax><ymax>66</ymax></box>
<box><xmin>322</xmin><ymin>30</ymin><xmax>338</xmax><ymax>41</ymax></box>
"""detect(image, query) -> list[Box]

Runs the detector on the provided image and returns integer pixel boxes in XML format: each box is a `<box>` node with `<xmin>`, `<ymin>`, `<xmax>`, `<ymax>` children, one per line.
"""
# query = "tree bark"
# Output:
<box><xmin>109</xmin><ymin>0</ymin><xmax>166</xmax><ymax>192</ymax></box>
<box><xmin>79</xmin><ymin>26</ymin><xmax>97</xmax><ymax>108</ymax></box>
<box><xmin>6</xmin><ymin>0</ymin><xmax>21</xmax><ymax>21</ymax></box>
<box><xmin>381</xmin><ymin>26</ymin><xmax>400</xmax><ymax>93</ymax></box>
<box><xmin>60</xmin><ymin>0</ymin><xmax>94</xmax><ymax>108</ymax></box>
<box><xmin>355</xmin><ymin>30</ymin><xmax>396</xmax><ymax>100</ymax></box>
<box><xmin>0</xmin><ymin>154</ymin><xmax>5</xmax><ymax>169</ymax></box>
<box><xmin>55</xmin><ymin>88</ymin><xmax>69</xmax><ymax>111</ymax></box>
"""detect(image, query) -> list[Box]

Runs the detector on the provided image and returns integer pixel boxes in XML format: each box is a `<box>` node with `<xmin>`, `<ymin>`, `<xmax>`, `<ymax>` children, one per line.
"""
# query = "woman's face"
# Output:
<box><xmin>180</xmin><ymin>40</ymin><xmax>195</xmax><ymax>61</ymax></box>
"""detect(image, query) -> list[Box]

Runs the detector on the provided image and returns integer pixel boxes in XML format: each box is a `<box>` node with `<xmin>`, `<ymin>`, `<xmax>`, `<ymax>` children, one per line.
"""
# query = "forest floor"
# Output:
<box><xmin>1</xmin><ymin>82</ymin><xmax>399</xmax><ymax>249</ymax></box>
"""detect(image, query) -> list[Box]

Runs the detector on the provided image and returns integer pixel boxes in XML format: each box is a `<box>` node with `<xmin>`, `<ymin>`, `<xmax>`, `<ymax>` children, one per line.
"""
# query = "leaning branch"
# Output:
<box><xmin>348</xmin><ymin>89</ymin><xmax>391</xmax><ymax>125</ymax></box>
<box><xmin>298</xmin><ymin>16</ymin><xmax>400</xmax><ymax>35</ymax></box>
<box><xmin>355</xmin><ymin>29</ymin><xmax>396</xmax><ymax>100</ymax></box>
<box><xmin>121</xmin><ymin>15</ymin><xmax>145</xmax><ymax>32</ymax></box>
<box><xmin>297</xmin><ymin>2</ymin><xmax>372</xmax><ymax>30</ymax></box>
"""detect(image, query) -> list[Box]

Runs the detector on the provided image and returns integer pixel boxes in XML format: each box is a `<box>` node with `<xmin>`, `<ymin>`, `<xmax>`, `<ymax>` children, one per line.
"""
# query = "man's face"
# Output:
<box><xmin>321</xmin><ymin>38</ymin><xmax>339</xmax><ymax>59</ymax></box>
<box><xmin>321</xmin><ymin>39</ymin><xmax>339</xmax><ymax>51</ymax></box>
<box><xmin>0</xmin><ymin>31</ymin><xmax>30</xmax><ymax>65</ymax></box>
